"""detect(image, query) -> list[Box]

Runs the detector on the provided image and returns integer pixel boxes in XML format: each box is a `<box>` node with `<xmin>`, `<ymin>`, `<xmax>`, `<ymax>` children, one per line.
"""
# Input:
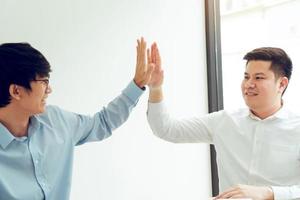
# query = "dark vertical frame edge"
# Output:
<box><xmin>204</xmin><ymin>0</ymin><xmax>223</xmax><ymax>197</ymax></box>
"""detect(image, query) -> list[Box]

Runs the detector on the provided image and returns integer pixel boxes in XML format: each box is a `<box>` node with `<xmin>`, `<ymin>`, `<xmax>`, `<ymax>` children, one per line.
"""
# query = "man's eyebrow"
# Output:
<box><xmin>254</xmin><ymin>72</ymin><xmax>266</xmax><ymax>76</ymax></box>
<box><xmin>244</xmin><ymin>72</ymin><xmax>266</xmax><ymax>76</ymax></box>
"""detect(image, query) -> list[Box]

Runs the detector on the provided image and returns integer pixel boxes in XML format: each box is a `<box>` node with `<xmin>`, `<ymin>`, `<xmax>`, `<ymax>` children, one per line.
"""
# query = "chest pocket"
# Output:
<box><xmin>257</xmin><ymin>142</ymin><xmax>300</xmax><ymax>184</ymax></box>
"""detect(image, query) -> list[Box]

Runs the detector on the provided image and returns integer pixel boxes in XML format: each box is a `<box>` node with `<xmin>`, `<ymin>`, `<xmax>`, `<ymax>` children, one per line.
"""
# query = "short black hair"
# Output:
<box><xmin>0</xmin><ymin>43</ymin><xmax>51</xmax><ymax>107</ymax></box>
<box><xmin>243</xmin><ymin>47</ymin><xmax>292</xmax><ymax>80</ymax></box>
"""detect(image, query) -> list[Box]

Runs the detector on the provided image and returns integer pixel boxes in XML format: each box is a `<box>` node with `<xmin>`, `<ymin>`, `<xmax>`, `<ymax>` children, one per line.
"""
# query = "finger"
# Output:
<box><xmin>215</xmin><ymin>187</ymin><xmax>238</xmax><ymax>199</ymax></box>
<box><xmin>147</xmin><ymin>48</ymin><xmax>151</xmax><ymax>64</ymax></box>
<box><xmin>157</xmin><ymin>70</ymin><xmax>164</xmax><ymax>85</ymax></box>
<box><xmin>136</xmin><ymin>45</ymin><xmax>140</xmax><ymax>73</ymax></box>
<box><xmin>161</xmin><ymin>70</ymin><xmax>164</xmax><ymax>79</ymax></box>
<box><xmin>224</xmin><ymin>191</ymin><xmax>239</xmax><ymax>198</ymax></box>
<box><xmin>136</xmin><ymin>38</ymin><xmax>142</xmax><ymax>62</ymax></box>
<box><xmin>140</xmin><ymin>38</ymin><xmax>146</xmax><ymax>72</ymax></box>
<box><xmin>144</xmin><ymin>63</ymin><xmax>155</xmax><ymax>84</ymax></box>
<box><xmin>151</xmin><ymin>43</ymin><xmax>156</xmax><ymax>64</ymax></box>
<box><xmin>153</xmin><ymin>43</ymin><xmax>162</xmax><ymax>70</ymax></box>
<box><xmin>230</xmin><ymin>193</ymin><xmax>244</xmax><ymax>198</ymax></box>
<box><xmin>137</xmin><ymin>39</ymin><xmax>140</xmax><ymax>47</ymax></box>
<box><xmin>136</xmin><ymin>38</ymin><xmax>146</xmax><ymax>74</ymax></box>
<box><xmin>141</xmin><ymin>37</ymin><xmax>146</xmax><ymax>51</ymax></box>
<box><xmin>136</xmin><ymin>39</ymin><xmax>142</xmax><ymax>74</ymax></box>
<box><xmin>156</xmin><ymin>45</ymin><xmax>161</xmax><ymax>67</ymax></box>
<box><xmin>141</xmin><ymin>37</ymin><xmax>144</xmax><ymax>45</ymax></box>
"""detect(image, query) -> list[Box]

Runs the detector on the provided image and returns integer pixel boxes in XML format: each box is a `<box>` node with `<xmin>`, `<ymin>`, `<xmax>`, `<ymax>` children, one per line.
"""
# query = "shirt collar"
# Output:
<box><xmin>248</xmin><ymin>104</ymin><xmax>289</xmax><ymax>121</ymax></box>
<box><xmin>0</xmin><ymin>116</ymin><xmax>43</xmax><ymax>149</ymax></box>
<box><xmin>28</xmin><ymin>115</ymin><xmax>41</xmax><ymax>137</ymax></box>
<box><xmin>0</xmin><ymin>123</ymin><xmax>15</xmax><ymax>149</ymax></box>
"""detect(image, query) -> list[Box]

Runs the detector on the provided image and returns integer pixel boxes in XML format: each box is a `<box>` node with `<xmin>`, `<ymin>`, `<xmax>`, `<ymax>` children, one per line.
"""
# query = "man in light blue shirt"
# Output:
<box><xmin>0</xmin><ymin>38</ymin><xmax>154</xmax><ymax>199</ymax></box>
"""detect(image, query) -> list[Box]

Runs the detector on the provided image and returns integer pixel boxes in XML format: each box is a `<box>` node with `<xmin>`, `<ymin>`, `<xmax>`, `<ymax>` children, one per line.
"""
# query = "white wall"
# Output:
<box><xmin>1</xmin><ymin>0</ymin><xmax>211</xmax><ymax>199</ymax></box>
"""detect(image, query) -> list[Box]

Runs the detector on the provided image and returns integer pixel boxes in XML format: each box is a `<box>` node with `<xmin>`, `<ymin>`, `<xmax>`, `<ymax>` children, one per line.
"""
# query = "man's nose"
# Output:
<box><xmin>46</xmin><ymin>85</ymin><xmax>52</xmax><ymax>94</ymax></box>
<box><xmin>245</xmin><ymin>79</ymin><xmax>255</xmax><ymax>88</ymax></box>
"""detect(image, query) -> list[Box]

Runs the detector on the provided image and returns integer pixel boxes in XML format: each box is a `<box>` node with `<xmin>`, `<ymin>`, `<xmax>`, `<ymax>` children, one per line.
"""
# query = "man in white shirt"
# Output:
<box><xmin>145</xmin><ymin>42</ymin><xmax>300</xmax><ymax>200</ymax></box>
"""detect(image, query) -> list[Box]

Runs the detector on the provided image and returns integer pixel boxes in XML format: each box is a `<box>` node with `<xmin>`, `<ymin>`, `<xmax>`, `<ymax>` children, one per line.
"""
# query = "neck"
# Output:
<box><xmin>0</xmin><ymin>105</ymin><xmax>30</xmax><ymax>137</ymax></box>
<box><xmin>251</xmin><ymin>100</ymin><xmax>282</xmax><ymax>119</ymax></box>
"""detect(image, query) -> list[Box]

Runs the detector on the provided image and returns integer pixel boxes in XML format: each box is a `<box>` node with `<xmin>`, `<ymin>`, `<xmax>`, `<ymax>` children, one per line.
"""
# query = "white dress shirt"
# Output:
<box><xmin>147</xmin><ymin>101</ymin><xmax>300</xmax><ymax>200</ymax></box>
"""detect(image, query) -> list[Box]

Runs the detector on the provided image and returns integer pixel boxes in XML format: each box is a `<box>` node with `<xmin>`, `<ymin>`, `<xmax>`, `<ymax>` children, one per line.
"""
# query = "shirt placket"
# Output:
<box><xmin>248</xmin><ymin>120</ymin><xmax>263</xmax><ymax>184</ymax></box>
<box><xmin>27</xmin><ymin>119</ymin><xmax>50</xmax><ymax>200</ymax></box>
<box><xmin>28</xmin><ymin>138</ymin><xmax>49</xmax><ymax>199</ymax></box>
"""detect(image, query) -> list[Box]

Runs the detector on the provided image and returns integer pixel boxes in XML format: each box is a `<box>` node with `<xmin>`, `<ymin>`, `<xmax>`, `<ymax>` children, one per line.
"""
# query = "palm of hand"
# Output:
<box><xmin>148</xmin><ymin>64</ymin><xmax>163</xmax><ymax>89</ymax></box>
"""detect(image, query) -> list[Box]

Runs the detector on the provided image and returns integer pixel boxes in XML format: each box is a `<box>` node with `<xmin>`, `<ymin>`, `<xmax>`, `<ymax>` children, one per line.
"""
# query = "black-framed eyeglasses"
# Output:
<box><xmin>33</xmin><ymin>79</ymin><xmax>50</xmax><ymax>88</ymax></box>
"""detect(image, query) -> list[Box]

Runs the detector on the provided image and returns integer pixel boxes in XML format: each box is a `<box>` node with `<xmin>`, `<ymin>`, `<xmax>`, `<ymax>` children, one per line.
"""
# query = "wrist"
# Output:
<box><xmin>149</xmin><ymin>86</ymin><xmax>163</xmax><ymax>103</ymax></box>
<box><xmin>265</xmin><ymin>186</ymin><xmax>274</xmax><ymax>200</ymax></box>
<box><xmin>149</xmin><ymin>86</ymin><xmax>162</xmax><ymax>91</ymax></box>
<box><xmin>133</xmin><ymin>78</ymin><xmax>144</xmax><ymax>89</ymax></box>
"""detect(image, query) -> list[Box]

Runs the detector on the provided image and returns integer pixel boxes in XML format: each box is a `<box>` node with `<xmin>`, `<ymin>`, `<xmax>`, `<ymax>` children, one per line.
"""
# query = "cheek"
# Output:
<box><xmin>260</xmin><ymin>85</ymin><xmax>276</xmax><ymax>97</ymax></box>
<box><xmin>241</xmin><ymin>82</ymin><xmax>246</xmax><ymax>93</ymax></box>
<box><xmin>36</xmin><ymin>90</ymin><xmax>45</xmax><ymax>99</ymax></box>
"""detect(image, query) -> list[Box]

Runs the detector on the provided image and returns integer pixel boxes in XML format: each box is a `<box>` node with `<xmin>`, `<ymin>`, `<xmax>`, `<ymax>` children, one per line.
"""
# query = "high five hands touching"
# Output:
<box><xmin>134</xmin><ymin>38</ymin><xmax>163</xmax><ymax>89</ymax></box>
<box><xmin>147</xmin><ymin>42</ymin><xmax>164</xmax><ymax>90</ymax></box>
<box><xmin>133</xmin><ymin>37</ymin><xmax>164</xmax><ymax>102</ymax></box>
<box><xmin>134</xmin><ymin>37</ymin><xmax>155</xmax><ymax>89</ymax></box>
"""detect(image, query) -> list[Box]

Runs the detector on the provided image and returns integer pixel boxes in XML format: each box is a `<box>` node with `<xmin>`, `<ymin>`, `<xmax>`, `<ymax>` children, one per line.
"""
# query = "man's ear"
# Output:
<box><xmin>279</xmin><ymin>77</ymin><xmax>289</xmax><ymax>93</ymax></box>
<box><xmin>9</xmin><ymin>84</ymin><xmax>21</xmax><ymax>100</ymax></box>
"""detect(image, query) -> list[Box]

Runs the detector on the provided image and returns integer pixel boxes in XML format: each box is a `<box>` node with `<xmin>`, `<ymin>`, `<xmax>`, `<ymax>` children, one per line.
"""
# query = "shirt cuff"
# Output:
<box><xmin>271</xmin><ymin>186</ymin><xmax>291</xmax><ymax>200</ymax></box>
<box><xmin>147</xmin><ymin>101</ymin><xmax>166</xmax><ymax>115</ymax></box>
<box><xmin>122</xmin><ymin>80</ymin><xmax>145</xmax><ymax>103</ymax></box>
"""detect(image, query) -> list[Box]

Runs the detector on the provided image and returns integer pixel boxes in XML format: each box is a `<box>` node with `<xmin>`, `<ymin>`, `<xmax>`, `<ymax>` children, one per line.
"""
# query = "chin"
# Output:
<box><xmin>37</xmin><ymin>105</ymin><xmax>47</xmax><ymax>114</ymax></box>
<box><xmin>244</xmin><ymin>100</ymin><xmax>257</xmax><ymax>110</ymax></box>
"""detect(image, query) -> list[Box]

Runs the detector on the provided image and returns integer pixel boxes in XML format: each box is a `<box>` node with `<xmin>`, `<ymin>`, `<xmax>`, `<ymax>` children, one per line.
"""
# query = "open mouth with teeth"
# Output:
<box><xmin>245</xmin><ymin>91</ymin><xmax>258</xmax><ymax>96</ymax></box>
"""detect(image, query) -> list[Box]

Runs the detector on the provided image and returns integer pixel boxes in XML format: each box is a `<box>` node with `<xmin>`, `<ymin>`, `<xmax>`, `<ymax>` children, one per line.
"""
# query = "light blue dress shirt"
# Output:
<box><xmin>0</xmin><ymin>81</ymin><xmax>144</xmax><ymax>200</ymax></box>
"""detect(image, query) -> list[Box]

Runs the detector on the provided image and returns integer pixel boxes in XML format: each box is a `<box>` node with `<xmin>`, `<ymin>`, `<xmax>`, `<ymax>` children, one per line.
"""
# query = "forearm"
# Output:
<box><xmin>71</xmin><ymin>80</ymin><xmax>144</xmax><ymax>145</ymax></box>
<box><xmin>147</xmin><ymin>101</ymin><xmax>213</xmax><ymax>143</ymax></box>
<box><xmin>102</xmin><ymin>80</ymin><xmax>144</xmax><ymax>130</ymax></box>
<box><xmin>149</xmin><ymin>87</ymin><xmax>163</xmax><ymax>103</ymax></box>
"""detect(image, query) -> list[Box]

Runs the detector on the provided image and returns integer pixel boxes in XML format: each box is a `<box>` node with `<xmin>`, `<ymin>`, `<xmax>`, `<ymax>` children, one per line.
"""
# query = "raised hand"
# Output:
<box><xmin>147</xmin><ymin>42</ymin><xmax>164</xmax><ymax>90</ymax></box>
<box><xmin>134</xmin><ymin>37</ymin><xmax>155</xmax><ymax>89</ymax></box>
